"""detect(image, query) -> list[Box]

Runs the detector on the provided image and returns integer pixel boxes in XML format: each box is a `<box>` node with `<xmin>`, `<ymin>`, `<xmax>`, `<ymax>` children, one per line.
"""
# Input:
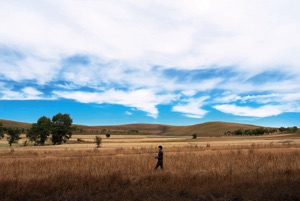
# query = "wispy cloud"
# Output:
<box><xmin>125</xmin><ymin>111</ymin><xmax>132</xmax><ymax>116</ymax></box>
<box><xmin>0</xmin><ymin>87</ymin><xmax>48</xmax><ymax>100</ymax></box>
<box><xmin>172</xmin><ymin>97</ymin><xmax>209</xmax><ymax>118</ymax></box>
<box><xmin>1</xmin><ymin>0</ymin><xmax>300</xmax><ymax>120</ymax></box>
<box><xmin>214</xmin><ymin>103</ymin><xmax>300</xmax><ymax>118</ymax></box>
<box><xmin>53</xmin><ymin>89</ymin><xmax>176</xmax><ymax>118</ymax></box>
<box><xmin>213</xmin><ymin>104</ymin><xmax>284</xmax><ymax>118</ymax></box>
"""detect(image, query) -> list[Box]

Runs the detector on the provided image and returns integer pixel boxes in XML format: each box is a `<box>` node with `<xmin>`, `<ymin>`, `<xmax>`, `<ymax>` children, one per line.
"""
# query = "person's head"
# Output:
<box><xmin>158</xmin><ymin>145</ymin><xmax>163</xmax><ymax>150</ymax></box>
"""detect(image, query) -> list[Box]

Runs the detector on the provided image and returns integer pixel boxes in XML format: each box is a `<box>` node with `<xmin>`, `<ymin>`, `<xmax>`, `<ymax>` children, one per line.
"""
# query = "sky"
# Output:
<box><xmin>1</xmin><ymin>0</ymin><xmax>300</xmax><ymax>127</ymax></box>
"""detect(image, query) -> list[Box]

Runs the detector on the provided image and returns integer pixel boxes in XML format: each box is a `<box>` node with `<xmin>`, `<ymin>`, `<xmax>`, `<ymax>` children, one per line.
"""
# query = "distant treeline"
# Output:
<box><xmin>278</xmin><ymin>126</ymin><xmax>298</xmax><ymax>133</ymax></box>
<box><xmin>225</xmin><ymin>126</ymin><xmax>298</xmax><ymax>136</ymax></box>
<box><xmin>0</xmin><ymin>113</ymin><xmax>73</xmax><ymax>146</ymax></box>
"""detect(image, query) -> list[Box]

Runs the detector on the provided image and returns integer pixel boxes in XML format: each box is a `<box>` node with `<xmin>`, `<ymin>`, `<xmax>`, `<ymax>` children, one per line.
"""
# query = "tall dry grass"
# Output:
<box><xmin>0</xmin><ymin>145</ymin><xmax>299</xmax><ymax>201</ymax></box>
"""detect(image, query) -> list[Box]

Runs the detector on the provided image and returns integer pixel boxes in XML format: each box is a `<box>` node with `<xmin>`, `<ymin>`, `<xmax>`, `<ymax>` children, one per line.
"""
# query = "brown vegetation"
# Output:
<box><xmin>0</xmin><ymin>144</ymin><xmax>299</xmax><ymax>201</ymax></box>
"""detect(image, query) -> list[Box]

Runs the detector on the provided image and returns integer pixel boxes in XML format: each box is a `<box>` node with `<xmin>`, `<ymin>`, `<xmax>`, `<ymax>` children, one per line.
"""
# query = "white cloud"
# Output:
<box><xmin>215</xmin><ymin>92</ymin><xmax>300</xmax><ymax>105</ymax></box>
<box><xmin>22</xmin><ymin>87</ymin><xmax>43</xmax><ymax>96</ymax></box>
<box><xmin>214</xmin><ymin>93</ymin><xmax>241</xmax><ymax>103</ymax></box>
<box><xmin>0</xmin><ymin>87</ymin><xmax>46</xmax><ymax>100</ymax></box>
<box><xmin>172</xmin><ymin>96</ymin><xmax>209</xmax><ymax>118</ymax></box>
<box><xmin>0</xmin><ymin>55</ymin><xmax>61</xmax><ymax>84</ymax></box>
<box><xmin>1</xmin><ymin>0</ymin><xmax>300</xmax><ymax>119</ymax></box>
<box><xmin>214</xmin><ymin>104</ymin><xmax>285</xmax><ymax>118</ymax></box>
<box><xmin>125</xmin><ymin>111</ymin><xmax>132</xmax><ymax>116</ymax></box>
<box><xmin>1</xmin><ymin>0</ymin><xmax>300</xmax><ymax>72</ymax></box>
<box><xmin>53</xmin><ymin>89</ymin><xmax>177</xmax><ymax>118</ymax></box>
<box><xmin>220</xmin><ymin>80</ymin><xmax>300</xmax><ymax>94</ymax></box>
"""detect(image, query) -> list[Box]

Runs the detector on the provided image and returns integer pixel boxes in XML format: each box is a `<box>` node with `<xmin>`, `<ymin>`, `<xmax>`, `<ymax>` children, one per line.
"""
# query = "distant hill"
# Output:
<box><xmin>162</xmin><ymin>121</ymin><xmax>262</xmax><ymax>136</ymax></box>
<box><xmin>0</xmin><ymin>119</ymin><xmax>32</xmax><ymax>129</ymax></box>
<box><xmin>0</xmin><ymin>119</ymin><xmax>264</xmax><ymax>136</ymax></box>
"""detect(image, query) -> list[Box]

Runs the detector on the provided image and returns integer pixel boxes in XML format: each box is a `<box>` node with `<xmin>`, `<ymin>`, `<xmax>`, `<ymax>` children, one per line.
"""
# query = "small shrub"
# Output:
<box><xmin>106</xmin><ymin>133</ymin><xmax>111</xmax><ymax>138</ymax></box>
<box><xmin>192</xmin><ymin>133</ymin><xmax>197</xmax><ymax>139</ymax></box>
<box><xmin>95</xmin><ymin>135</ymin><xmax>102</xmax><ymax>148</ymax></box>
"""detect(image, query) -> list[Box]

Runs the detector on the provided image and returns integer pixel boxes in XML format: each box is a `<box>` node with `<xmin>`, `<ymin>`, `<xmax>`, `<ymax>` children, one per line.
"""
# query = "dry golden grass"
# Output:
<box><xmin>0</xmin><ymin>143</ymin><xmax>299</xmax><ymax>201</ymax></box>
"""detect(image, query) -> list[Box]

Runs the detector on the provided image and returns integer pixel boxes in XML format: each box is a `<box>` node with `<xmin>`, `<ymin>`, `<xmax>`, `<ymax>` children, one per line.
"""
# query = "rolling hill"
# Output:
<box><xmin>0</xmin><ymin>119</ymin><xmax>264</xmax><ymax>136</ymax></box>
<box><xmin>0</xmin><ymin>119</ymin><xmax>32</xmax><ymax>129</ymax></box>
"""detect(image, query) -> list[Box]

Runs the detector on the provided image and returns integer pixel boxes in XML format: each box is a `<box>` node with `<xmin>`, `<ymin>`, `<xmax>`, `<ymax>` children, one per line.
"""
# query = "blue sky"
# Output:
<box><xmin>1</xmin><ymin>0</ymin><xmax>300</xmax><ymax>127</ymax></box>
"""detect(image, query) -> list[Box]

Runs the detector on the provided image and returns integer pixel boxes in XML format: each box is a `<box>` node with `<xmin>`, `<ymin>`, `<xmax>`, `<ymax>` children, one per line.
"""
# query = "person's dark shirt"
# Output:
<box><xmin>157</xmin><ymin>150</ymin><xmax>163</xmax><ymax>161</ymax></box>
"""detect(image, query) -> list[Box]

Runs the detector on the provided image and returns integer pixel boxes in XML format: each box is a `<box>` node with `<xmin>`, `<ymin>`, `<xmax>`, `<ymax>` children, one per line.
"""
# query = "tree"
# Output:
<box><xmin>233</xmin><ymin>129</ymin><xmax>243</xmax><ymax>136</ymax></box>
<box><xmin>51</xmin><ymin>113</ymin><xmax>73</xmax><ymax>145</ymax></box>
<box><xmin>106</xmin><ymin>133</ymin><xmax>111</xmax><ymax>138</ymax></box>
<box><xmin>252</xmin><ymin>127</ymin><xmax>265</xmax><ymax>135</ymax></box>
<box><xmin>95</xmin><ymin>135</ymin><xmax>102</xmax><ymax>148</ymax></box>
<box><xmin>279</xmin><ymin>127</ymin><xmax>286</xmax><ymax>133</ymax></box>
<box><xmin>7</xmin><ymin>127</ymin><xmax>21</xmax><ymax>146</ymax></box>
<box><xmin>192</xmin><ymin>133</ymin><xmax>197</xmax><ymax>139</ymax></box>
<box><xmin>0</xmin><ymin>122</ymin><xmax>4</xmax><ymax>139</ymax></box>
<box><xmin>269</xmin><ymin>128</ymin><xmax>278</xmax><ymax>133</ymax></box>
<box><xmin>244</xmin><ymin>129</ymin><xmax>252</xmax><ymax>135</ymax></box>
<box><xmin>27</xmin><ymin>116</ymin><xmax>51</xmax><ymax>145</ymax></box>
<box><xmin>291</xmin><ymin>126</ymin><xmax>298</xmax><ymax>133</ymax></box>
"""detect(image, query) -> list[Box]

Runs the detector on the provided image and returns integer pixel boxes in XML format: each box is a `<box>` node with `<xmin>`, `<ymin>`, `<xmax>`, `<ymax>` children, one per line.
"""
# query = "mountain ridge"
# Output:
<box><xmin>0</xmin><ymin>119</ymin><xmax>267</xmax><ymax>136</ymax></box>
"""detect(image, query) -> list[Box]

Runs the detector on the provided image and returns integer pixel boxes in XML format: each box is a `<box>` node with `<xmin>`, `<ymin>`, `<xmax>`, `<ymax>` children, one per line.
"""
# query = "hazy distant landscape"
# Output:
<box><xmin>0</xmin><ymin>118</ymin><xmax>278</xmax><ymax>136</ymax></box>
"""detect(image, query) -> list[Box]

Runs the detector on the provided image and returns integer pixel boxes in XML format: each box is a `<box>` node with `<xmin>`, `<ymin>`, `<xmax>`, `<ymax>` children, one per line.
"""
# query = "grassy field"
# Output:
<box><xmin>0</xmin><ymin>134</ymin><xmax>300</xmax><ymax>201</ymax></box>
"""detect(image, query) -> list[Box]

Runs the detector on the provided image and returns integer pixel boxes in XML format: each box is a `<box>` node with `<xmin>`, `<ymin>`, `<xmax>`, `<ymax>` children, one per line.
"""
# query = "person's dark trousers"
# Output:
<box><xmin>155</xmin><ymin>160</ymin><xmax>163</xmax><ymax>170</ymax></box>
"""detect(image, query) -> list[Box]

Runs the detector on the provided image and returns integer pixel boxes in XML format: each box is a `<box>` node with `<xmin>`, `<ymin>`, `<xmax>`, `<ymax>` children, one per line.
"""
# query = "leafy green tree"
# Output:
<box><xmin>279</xmin><ymin>127</ymin><xmax>285</xmax><ymax>133</ymax></box>
<box><xmin>27</xmin><ymin>116</ymin><xmax>51</xmax><ymax>145</ymax></box>
<box><xmin>51</xmin><ymin>113</ymin><xmax>73</xmax><ymax>145</ymax></box>
<box><xmin>244</xmin><ymin>129</ymin><xmax>252</xmax><ymax>135</ymax></box>
<box><xmin>7</xmin><ymin>127</ymin><xmax>21</xmax><ymax>146</ymax></box>
<box><xmin>233</xmin><ymin>129</ymin><xmax>243</xmax><ymax>136</ymax></box>
<box><xmin>277</xmin><ymin>126</ymin><xmax>297</xmax><ymax>133</ymax></box>
<box><xmin>252</xmin><ymin>127</ymin><xmax>265</xmax><ymax>135</ymax></box>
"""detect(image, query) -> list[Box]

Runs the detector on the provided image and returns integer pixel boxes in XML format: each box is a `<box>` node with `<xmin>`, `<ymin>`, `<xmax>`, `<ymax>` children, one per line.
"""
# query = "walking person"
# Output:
<box><xmin>154</xmin><ymin>145</ymin><xmax>163</xmax><ymax>171</ymax></box>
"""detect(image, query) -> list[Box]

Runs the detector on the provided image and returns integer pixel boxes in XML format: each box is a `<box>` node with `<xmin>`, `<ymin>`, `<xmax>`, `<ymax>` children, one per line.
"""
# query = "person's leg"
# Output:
<box><xmin>154</xmin><ymin>161</ymin><xmax>160</xmax><ymax>170</ymax></box>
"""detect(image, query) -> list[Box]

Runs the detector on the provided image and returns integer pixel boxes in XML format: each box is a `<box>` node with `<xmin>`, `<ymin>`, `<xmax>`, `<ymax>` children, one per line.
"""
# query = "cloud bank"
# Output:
<box><xmin>1</xmin><ymin>0</ymin><xmax>300</xmax><ymax>119</ymax></box>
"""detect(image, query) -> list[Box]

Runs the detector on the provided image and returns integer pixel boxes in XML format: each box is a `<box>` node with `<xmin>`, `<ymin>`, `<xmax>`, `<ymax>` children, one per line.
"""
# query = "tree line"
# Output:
<box><xmin>278</xmin><ymin>126</ymin><xmax>298</xmax><ymax>133</ymax></box>
<box><xmin>225</xmin><ymin>126</ymin><xmax>298</xmax><ymax>136</ymax></box>
<box><xmin>0</xmin><ymin>113</ymin><xmax>73</xmax><ymax>146</ymax></box>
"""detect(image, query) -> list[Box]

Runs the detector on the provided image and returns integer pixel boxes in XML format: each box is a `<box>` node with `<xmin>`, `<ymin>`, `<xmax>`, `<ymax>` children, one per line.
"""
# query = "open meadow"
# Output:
<box><xmin>0</xmin><ymin>134</ymin><xmax>300</xmax><ymax>201</ymax></box>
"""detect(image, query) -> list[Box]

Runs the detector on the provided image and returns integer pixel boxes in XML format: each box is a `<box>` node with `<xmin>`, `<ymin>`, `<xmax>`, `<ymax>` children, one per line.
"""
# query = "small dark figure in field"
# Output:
<box><xmin>154</xmin><ymin>145</ymin><xmax>163</xmax><ymax>171</ymax></box>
